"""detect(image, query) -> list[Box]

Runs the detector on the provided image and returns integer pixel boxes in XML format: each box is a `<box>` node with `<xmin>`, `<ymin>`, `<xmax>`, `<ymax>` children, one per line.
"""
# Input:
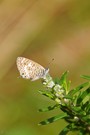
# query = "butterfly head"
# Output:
<box><xmin>44</xmin><ymin>67</ymin><xmax>49</xmax><ymax>75</ymax></box>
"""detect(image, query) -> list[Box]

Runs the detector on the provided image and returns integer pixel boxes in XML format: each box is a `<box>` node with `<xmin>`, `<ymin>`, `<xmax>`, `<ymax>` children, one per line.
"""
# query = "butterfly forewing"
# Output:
<box><xmin>16</xmin><ymin>57</ymin><xmax>48</xmax><ymax>81</ymax></box>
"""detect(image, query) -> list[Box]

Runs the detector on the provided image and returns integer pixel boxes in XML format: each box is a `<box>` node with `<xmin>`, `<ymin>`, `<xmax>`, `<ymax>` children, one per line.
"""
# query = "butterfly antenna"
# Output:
<box><xmin>48</xmin><ymin>58</ymin><xmax>54</xmax><ymax>68</ymax></box>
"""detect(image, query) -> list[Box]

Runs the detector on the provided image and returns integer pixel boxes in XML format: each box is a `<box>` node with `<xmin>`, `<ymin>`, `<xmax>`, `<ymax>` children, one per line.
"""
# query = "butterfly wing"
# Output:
<box><xmin>16</xmin><ymin>57</ymin><xmax>46</xmax><ymax>81</ymax></box>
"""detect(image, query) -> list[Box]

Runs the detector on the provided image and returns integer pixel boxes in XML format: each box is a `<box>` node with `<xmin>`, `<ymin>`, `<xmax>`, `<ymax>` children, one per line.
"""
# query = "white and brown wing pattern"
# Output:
<box><xmin>16</xmin><ymin>57</ymin><xmax>49</xmax><ymax>81</ymax></box>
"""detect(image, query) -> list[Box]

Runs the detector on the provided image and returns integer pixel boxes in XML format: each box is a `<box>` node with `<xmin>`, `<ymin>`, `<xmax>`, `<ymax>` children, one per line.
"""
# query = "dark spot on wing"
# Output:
<box><xmin>24</xmin><ymin>62</ymin><xmax>26</xmax><ymax>65</ymax></box>
<box><xmin>32</xmin><ymin>64</ymin><xmax>35</xmax><ymax>67</ymax></box>
<box><xmin>28</xmin><ymin>67</ymin><xmax>31</xmax><ymax>70</ymax></box>
<box><xmin>22</xmin><ymin>73</ymin><xmax>24</xmax><ymax>75</ymax></box>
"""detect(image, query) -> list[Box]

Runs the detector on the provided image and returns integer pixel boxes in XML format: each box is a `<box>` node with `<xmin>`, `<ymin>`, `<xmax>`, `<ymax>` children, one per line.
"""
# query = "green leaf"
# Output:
<box><xmin>78</xmin><ymin>130</ymin><xmax>85</xmax><ymax>135</ymax></box>
<box><xmin>54</xmin><ymin>77</ymin><xmax>61</xmax><ymax>84</ymax></box>
<box><xmin>54</xmin><ymin>71</ymin><xmax>70</xmax><ymax>93</ymax></box>
<box><xmin>81</xmin><ymin>75</ymin><xmax>90</xmax><ymax>80</ymax></box>
<box><xmin>39</xmin><ymin>113</ymin><xmax>67</xmax><ymax>125</ymax></box>
<box><xmin>76</xmin><ymin>87</ymin><xmax>90</xmax><ymax>105</ymax></box>
<box><xmin>59</xmin><ymin>123</ymin><xmax>77</xmax><ymax>135</ymax></box>
<box><xmin>68</xmin><ymin>82</ymin><xmax>89</xmax><ymax>96</ymax></box>
<box><xmin>71</xmin><ymin>106</ymin><xmax>81</xmax><ymax>112</ymax></box>
<box><xmin>60</xmin><ymin>71</ymin><xmax>69</xmax><ymax>91</ymax></box>
<box><xmin>59</xmin><ymin>125</ymin><xmax>70</xmax><ymax>135</ymax></box>
<box><xmin>85</xmin><ymin>100</ymin><xmax>90</xmax><ymax>112</ymax></box>
<box><xmin>64</xmin><ymin>95</ymin><xmax>73</xmax><ymax>99</ymax></box>
<box><xmin>38</xmin><ymin>90</ymin><xmax>54</xmax><ymax>99</ymax></box>
<box><xmin>71</xmin><ymin>106</ymin><xmax>86</xmax><ymax>116</ymax></box>
<box><xmin>67</xmin><ymin>80</ymin><xmax>71</xmax><ymax>92</ymax></box>
<box><xmin>38</xmin><ymin>104</ymin><xmax>59</xmax><ymax>112</ymax></box>
<box><xmin>60</xmin><ymin>71</ymin><xmax>68</xmax><ymax>81</ymax></box>
<box><xmin>82</xmin><ymin>114</ymin><xmax>90</xmax><ymax>122</ymax></box>
<box><xmin>82</xmin><ymin>100</ymin><xmax>89</xmax><ymax>110</ymax></box>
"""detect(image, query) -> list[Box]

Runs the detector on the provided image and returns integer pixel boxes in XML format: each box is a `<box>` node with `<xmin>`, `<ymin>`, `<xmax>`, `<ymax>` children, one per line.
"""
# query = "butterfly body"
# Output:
<box><xmin>16</xmin><ymin>57</ymin><xmax>49</xmax><ymax>81</ymax></box>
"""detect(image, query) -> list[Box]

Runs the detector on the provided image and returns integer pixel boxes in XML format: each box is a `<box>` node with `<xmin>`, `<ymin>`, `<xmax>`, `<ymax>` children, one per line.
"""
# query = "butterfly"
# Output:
<box><xmin>16</xmin><ymin>57</ymin><xmax>49</xmax><ymax>81</ymax></box>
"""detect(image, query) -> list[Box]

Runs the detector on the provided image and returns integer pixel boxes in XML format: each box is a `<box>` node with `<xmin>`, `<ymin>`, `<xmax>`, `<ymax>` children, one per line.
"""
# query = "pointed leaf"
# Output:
<box><xmin>39</xmin><ymin>113</ymin><xmax>67</xmax><ymax>125</ymax></box>
<box><xmin>38</xmin><ymin>104</ymin><xmax>59</xmax><ymax>112</ymax></box>
<box><xmin>59</xmin><ymin>126</ymin><xmax>70</xmax><ymax>135</ymax></box>
<box><xmin>38</xmin><ymin>90</ymin><xmax>54</xmax><ymax>99</ymax></box>
<box><xmin>60</xmin><ymin>71</ymin><xmax>68</xmax><ymax>82</ymax></box>
<box><xmin>76</xmin><ymin>87</ymin><xmax>90</xmax><ymax>104</ymax></box>
<box><xmin>67</xmin><ymin>80</ymin><xmax>71</xmax><ymax>92</ymax></box>
<box><xmin>60</xmin><ymin>71</ymin><xmax>69</xmax><ymax>92</ymax></box>
<box><xmin>68</xmin><ymin>82</ymin><xmax>89</xmax><ymax>96</ymax></box>
<box><xmin>85</xmin><ymin>100</ymin><xmax>90</xmax><ymax>112</ymax></box>
<box><xmin>82</xmin><ymin>114</ymin><xmax>90</xmax><ymax>122</ymax></box>
<box><xmin>81</xmin><ymin>75</ymin><xmax>90</xmax><ymax>80</ymax></box>
<box><xmin>82</xmin><ymin>100</ymin><xmax>89</xmax><ymax>110</ymax></box>
<box><xmin>59</xmin><ymin>124</ymin><xmax>76</xmax><ymax>135</ymax></box>
<box><xmin>71</xmin><ymin>106</ymin><xmax>81</xmax><ymax>112</ymax></box>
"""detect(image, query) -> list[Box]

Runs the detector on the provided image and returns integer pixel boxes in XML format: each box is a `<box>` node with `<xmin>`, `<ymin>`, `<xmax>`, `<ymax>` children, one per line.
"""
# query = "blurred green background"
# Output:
<box><xmin>0</xmin><ymin>0</ymin><xmax>90</xmax><ymax>135</ymax></box>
